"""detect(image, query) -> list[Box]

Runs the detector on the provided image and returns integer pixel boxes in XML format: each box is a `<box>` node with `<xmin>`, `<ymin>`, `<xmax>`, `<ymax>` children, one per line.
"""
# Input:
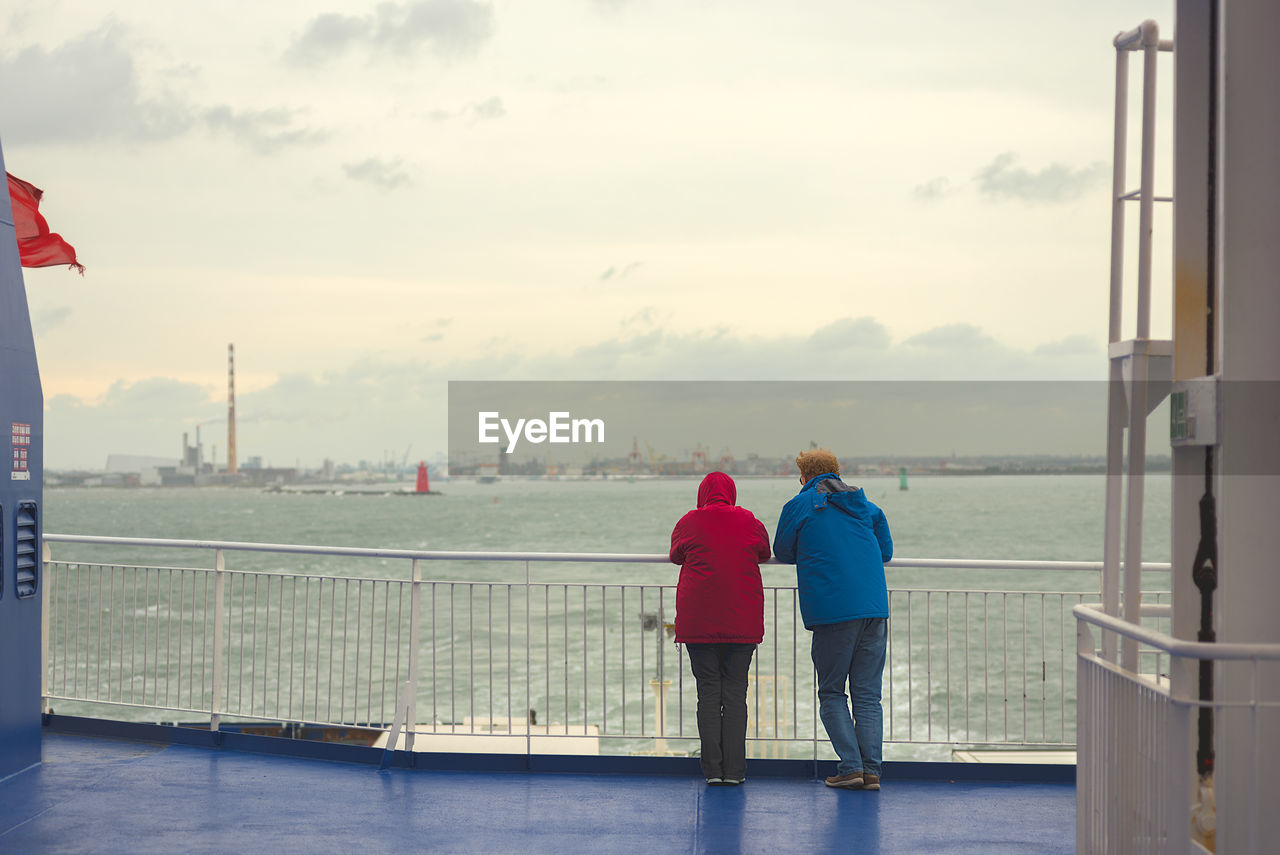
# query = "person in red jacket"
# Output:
<box><xmin>669</xmin><ymin>471</ymin><xmax>771</xmax><ymax>785</ymax></box>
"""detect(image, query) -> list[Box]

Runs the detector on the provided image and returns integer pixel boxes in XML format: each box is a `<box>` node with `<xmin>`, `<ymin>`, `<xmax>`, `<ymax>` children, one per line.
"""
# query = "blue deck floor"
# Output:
<box><xmin>1</xmin><ymin>733</ymin><xmax>1074</xmax><ymax>854</ymax></box>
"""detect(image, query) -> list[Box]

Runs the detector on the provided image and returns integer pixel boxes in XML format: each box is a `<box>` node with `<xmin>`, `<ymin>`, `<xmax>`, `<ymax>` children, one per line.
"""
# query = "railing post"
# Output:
<box><xmin>525</xmin><ymin>560</ymin><xmax>531</xmax><ymax>760</ymax></box>
<box><xmin>649</xmin><ymin>592</ymin><xmax>672</xmax><ymax>754</ymax></box>
<box><xmin>405</xmin><ymin>558</ymin><xmax>422</xmax><ymax>754</ymax></box>
<box><xmin>649</xmin><ymin>678</ymin><xmax>670</xmax><ymax>754</ymax></box>
<box><xmin>41</xmin><ymin>540</ymin><xmax>51</xmax><ymax>709</ymax></box>
<box><xmin>211</xmin><ymin>548</ymin><xmax>226</xmax><ymax>732</ymax></box>
<box><xmin>1166</xmin><ymin>653</ymin><xmax>1194</xmax><ymax>855</ymax></box>
<box><xmin>1076</xmin><ymin>619</ymin><xmax>1091</xmax><ymax>853</ymax></box>
<box><xmin>1135</xmin><ymin>21</ymin><xmax>1160</xmax><ymax>341</ymax></box>
<box><xmin>1102</xmin><ymin>41</ymin><xmax>1131</xmax><ymax>663</ymax></box>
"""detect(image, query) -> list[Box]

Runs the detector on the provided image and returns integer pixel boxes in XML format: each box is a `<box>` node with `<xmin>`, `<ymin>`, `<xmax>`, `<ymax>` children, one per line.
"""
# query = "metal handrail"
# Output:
<box><xmin>43</xmin><ymin>534</ymin><xmax>1173</xmax><ymax>573</ymax></box>
<box><xmin>1113</xmin><ymin>20</ymin><xmax>1174</xmax><ymax>52</ymax></box>
<box><xmin>1074</xmin><ymin>603</ymin><xmax>1280</xmax><ymax>661</ymax></box>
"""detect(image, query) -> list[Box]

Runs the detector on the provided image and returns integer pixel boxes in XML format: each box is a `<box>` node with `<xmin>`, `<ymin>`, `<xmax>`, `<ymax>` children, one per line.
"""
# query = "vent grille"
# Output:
<box><xmin>15</xmin><ymin>501</ymin><xmax>38</xmax><ymax>599</ymax></box>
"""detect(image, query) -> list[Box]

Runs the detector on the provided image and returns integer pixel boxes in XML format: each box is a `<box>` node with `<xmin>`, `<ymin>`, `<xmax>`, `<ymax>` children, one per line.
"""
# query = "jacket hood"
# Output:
<box><xmin>801</xmin><ymin>472</ymin><xmax>848</xmax><ymax>493</ymax></box>
<box><xmin>802</xmin><ymin>473</ymin><xmax>869</xmax><ymax>517</ymax></box>
<box><xmin>696</xmin><ymin>471</ymin><xmax>737</xmax><ymax>507</ymax></box>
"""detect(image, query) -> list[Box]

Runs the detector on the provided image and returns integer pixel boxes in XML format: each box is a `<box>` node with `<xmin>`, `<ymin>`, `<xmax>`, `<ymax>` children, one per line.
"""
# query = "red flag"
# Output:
<box><xmin>6</xmin><ymin>172</ymin><xmax>85</xmax><ymax>274</ymax></box>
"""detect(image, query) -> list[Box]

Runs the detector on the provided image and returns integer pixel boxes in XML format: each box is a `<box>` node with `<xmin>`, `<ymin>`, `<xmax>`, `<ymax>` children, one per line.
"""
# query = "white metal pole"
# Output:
<box><xmin>525</xmin><ymin>561</ymin><xmax>531</xmax><ymax>760</ymax></box>
<box><xmin>1109</xmin><ymin>47</ymin><xmax>1130</xmax><ymax>344</ymax></box>
<box><xmin>1136</xmin><ymin>19</ymin><xmax>1161</xmax><ymax>340</ymax></box>
<box><xmin>1167</xmin><ymin>662</ymin><xmax>1195</xmax><ymax>855</ymax></box>
<box><xmin>211</xmin><ymin>548</ymin><xmax>226</xmax><ymax>732</ymax></box>
<box><xmin>650</xmin><ymin>678</ymin><xmax>669</xmax><ymax>754</ymax></box>
<box><xmin>1101</xmin><ymin>39</ymin><xmax>1131</xmax><ymax>663</ymax></box>
<box><xmin>1121</xmin><ymin>19</ymin><xmax>1160</xmax><ymax>671</ymax></box>
<box><xmin>406</xmin><ymin>558</ymin><xmax>422</xmax><ymax>754</ymax></box>
<box><xmin>1075</xmin><ymin>621</ymin><xmax>1094</xmax><ymax>850</ymax></box>
<box><xmin>1101</xmin><ymin>368</ymin><xmax>1126</xmax><ymax>662</ymax></box>
<box><xmin>40</xmin><ymin>540</ymin><xmax>50</xmax><ymax>706</ymax></box>
<box><xmin>1122</xmin><ymin>349</ymin><xmax>1150</xmax><ymax>671</ymax></box>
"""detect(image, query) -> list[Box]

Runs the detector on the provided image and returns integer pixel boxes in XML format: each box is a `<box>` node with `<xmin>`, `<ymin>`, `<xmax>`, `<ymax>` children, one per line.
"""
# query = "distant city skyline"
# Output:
<box><xmin>447</xmin><ymin>380</ymin><xmax>1144</xmax><ymax>471</ymax></box>
<box><xmin>4</xmin><ymin>1</ymin><xmax>1177</xmax><ymax>470</ymax></box>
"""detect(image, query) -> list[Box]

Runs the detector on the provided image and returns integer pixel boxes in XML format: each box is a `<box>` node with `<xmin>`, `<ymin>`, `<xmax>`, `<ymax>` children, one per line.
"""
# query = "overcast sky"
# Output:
<box><xmin>3</xmin><ymin>0</ymin><xmax>1176</xmax><ymax>470</ymax></box>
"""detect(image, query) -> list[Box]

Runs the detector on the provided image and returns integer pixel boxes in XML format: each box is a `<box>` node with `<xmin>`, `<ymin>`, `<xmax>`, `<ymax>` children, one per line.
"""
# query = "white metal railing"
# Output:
<box><xmin>1103</xmin><ymin>17</ymin><xmax>1176</xmax><ymax>671</ymax></box>
<box><xmin>41</xmin><ymin>534</ymin><xmax>1173</xmax><ymax>759</ymax></box>
<box><xmin>1075</xmin><ymin>603</ymin><xmax>1280</xmax><ymax>855</ymax></box>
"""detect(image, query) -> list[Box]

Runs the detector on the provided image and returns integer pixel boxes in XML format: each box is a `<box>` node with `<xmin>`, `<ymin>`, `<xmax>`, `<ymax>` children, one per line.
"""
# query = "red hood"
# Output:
<box><xmin>696</xmin><ymin>471</ymin><xmax>737</xmax><ymax>507</ymax></box>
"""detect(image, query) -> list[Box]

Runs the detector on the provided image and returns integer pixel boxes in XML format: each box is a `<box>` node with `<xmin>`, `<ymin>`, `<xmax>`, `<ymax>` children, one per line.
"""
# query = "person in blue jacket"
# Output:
<box><xmin>773</xmin><ymin>448</ymin><xmax>893</xmax><ymax>790</ymax></box>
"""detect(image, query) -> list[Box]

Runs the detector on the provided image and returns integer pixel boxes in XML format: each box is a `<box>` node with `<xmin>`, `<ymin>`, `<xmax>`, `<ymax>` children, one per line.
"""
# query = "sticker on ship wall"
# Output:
<box><xmin>11</xmin><ymin>422</ymin><xmax>31</xmax><ymax>480</ymax></box>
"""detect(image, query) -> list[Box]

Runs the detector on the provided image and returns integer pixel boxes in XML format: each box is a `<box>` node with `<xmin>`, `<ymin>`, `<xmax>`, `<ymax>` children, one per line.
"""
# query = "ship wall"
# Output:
<box><xmin>0</xmin><ymin>138</ymin><xmax>44</xmax><ymax>779</ymax></box>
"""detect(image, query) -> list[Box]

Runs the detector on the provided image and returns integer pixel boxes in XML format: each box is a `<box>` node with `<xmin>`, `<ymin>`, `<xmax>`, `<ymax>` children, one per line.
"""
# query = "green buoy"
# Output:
<box><xmin>899</xmin><ymin>466</ymin><xmax>908</xmax><ymax>491</ymax></box>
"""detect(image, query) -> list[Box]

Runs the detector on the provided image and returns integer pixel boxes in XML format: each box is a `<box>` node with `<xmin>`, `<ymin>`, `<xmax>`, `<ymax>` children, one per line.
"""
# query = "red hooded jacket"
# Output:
<box><xmin>669</xmin><ymin>472</ymin><xmax>770</xmax><ymax>644</ymax></box>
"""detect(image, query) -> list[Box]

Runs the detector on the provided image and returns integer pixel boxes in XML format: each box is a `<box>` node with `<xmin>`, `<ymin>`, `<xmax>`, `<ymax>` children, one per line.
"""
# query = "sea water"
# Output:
<box><xmin>45</xmin><ymin>473</ymin><xmax>1170</xmax><ymax>566</ymax></box>
<box><xmin>42</xmin><ymin>475</ymin><xmax>1173</xmax><ymax>760</ymax></box>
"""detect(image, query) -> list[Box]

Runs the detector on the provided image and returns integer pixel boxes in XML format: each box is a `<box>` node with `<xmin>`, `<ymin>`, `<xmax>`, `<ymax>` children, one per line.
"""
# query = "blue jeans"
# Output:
<box><xmin>811</xmin><ymin>618</ymin><xmax>886</xmax><ymax>776</ymax></box>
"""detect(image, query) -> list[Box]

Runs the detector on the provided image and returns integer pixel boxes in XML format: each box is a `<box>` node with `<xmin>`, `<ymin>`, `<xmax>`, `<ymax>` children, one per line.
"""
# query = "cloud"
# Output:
<box><xmin>286</xmin><ymin>0</ymin><xmax>495</xmax><ymax>65</ymax></box>
<box><xmin>809</xmin><ymin>317</ymin><xmax>891</xmax><ymax>350</ymax></box>
<box><xmin>421</xmin><ymin>318</ymin><xmax>453</xmax><ymax>342</ymax></box>
<box><xmin>0</xmin><ymin>28</ymin><xmax>328</xmax><ymax>153</ymax></box>
<box><xmin>621</xmin><ymin>307</ymin><xmax>662</xmax><ymax>329</ymax></box>
<box><xmin>470</xmin><ymin>96</ymin><xmax>505</xmax><ymax>120</ymax></box>
<box><xmin>45</xmin><ymin>376</ymin><xmax>218</xmax><ymax>467</ymax></box>
<box><xmin>599</xmin><ymin>261</ymin><xmax>642</xmax><ymax>282</ymax></box>
<box><xmin>282</xmin><ymin>12</ymin><xmax>368</xmax><ymax>64</ymax></box>
<box><xmin>204</xmin><ymin>106</ymin><xmax>328</xmax><ymax>153</ymax></box>
<box><xmin>428</xmin><ymin>95</ymin><xmax>505</xmax><ymax>123</ymax></box>
<box><xmin>439</xmin><ymin>318</ymin><xmax>1102</xmax><ymax>384</ymax></box>
<box><xmin>589</xmin><ymin>0</ymin><xmax>633</xmax><ymax>12</ymax></box>
<box><xmin>100</xmin><ymin>377</ymin><xmax>216</xmax><ymax>412</ymax></box>
<box><xmin>344</xmin><ymin>157</ymin><xmax>412</xmax><ymax>189</ymax></box>
<box><xmin>32</xmin><ymin>306</ymin><xmax>73</xmax><ymax>333</ymax></box>
<box><xmin>0</xmin><ymin>26</ymin><xmax>190</xmax><ymax>144</ymax></box>
<box><xmin>974</xmin><ymin>152</ymin><xmax>1107</xmax><ymax>204</ymax></box>
<box><xmin>902</xmin><ymin>323</ymin><xmax>1000</xmax><ymax>352</ymax></box>
<box><xmin>1033</xmin><ymin>335</ymin><xmax>1102</xmax><ymax>357</ymax></box>
<box><xmin>912</xmin><ymin>176</ymin><xmax>952</xmax><ymax>201</ymax></box>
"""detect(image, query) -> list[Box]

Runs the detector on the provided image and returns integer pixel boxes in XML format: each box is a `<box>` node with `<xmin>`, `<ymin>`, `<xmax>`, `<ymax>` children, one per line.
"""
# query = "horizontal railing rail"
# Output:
<box><xmin>41</xmin><ymin>535</ymin><xmax>1173</xmax><ymax>761</ymax></box>
<box><xmin>43</xmin><ymin>533</ymin><xmax>1175</xmax><ymax>573</ymax></box>
<box><xmin>1075</xmin><ymin>603</ymin><xmax>1280</xmax><ymax>663</ymax></box>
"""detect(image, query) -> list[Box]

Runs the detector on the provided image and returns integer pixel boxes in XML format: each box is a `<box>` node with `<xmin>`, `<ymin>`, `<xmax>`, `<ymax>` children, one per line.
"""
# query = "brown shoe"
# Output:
<box><xmin>824</xmin><ymin>772</ymin><xmax>864</xmax><ymax>788</ymax></box>
<box><xmin>862</xmin><ymin>773</ymin><xmax>880</xmax><ymax>790</ymax></box>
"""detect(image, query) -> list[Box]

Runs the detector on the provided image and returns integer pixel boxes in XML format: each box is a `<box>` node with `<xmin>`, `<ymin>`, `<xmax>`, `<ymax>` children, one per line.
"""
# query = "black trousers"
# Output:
<box><xmin>685</xmin><ymin>642</ymin><xmax>756</xmax><ymax>780</ymax></box>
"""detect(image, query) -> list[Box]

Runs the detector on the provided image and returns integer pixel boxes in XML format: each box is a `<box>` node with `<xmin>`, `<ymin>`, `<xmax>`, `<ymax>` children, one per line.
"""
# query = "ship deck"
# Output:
<box><xmin>1</xmin><ymin>729</ymin><xmax>1075</xmax><ymax>854</ymax></box>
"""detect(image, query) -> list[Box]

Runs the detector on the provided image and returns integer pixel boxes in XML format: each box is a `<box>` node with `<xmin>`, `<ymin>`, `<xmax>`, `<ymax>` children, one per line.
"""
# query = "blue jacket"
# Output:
<box><xmin>773</xmin><ymin>474</ymin><xmax>892</xmax><ymax>628</ymax></box>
